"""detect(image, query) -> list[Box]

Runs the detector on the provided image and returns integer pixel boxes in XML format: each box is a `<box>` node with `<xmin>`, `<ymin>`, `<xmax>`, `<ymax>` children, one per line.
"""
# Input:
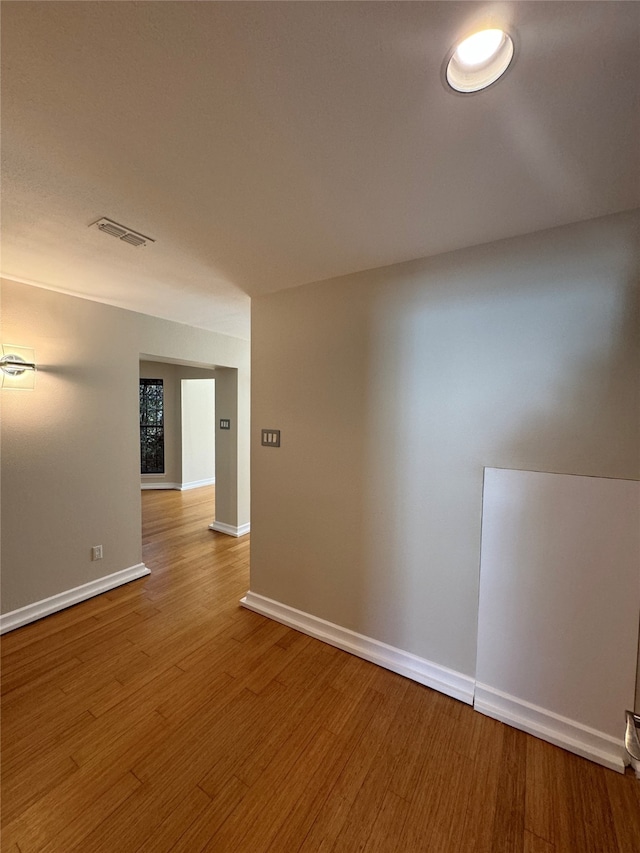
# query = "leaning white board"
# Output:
<box><xmin>475</xmin><ymin>467</ymin><xmax>640</xmax><ymax>772</ymax></box>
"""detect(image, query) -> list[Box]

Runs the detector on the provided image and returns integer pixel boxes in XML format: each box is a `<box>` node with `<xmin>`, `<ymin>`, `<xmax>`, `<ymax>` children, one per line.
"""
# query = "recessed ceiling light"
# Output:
<box><xmin>446</xmin><ymin>28</ymin><xmax>514</xmax><ymax>93</ymax></box>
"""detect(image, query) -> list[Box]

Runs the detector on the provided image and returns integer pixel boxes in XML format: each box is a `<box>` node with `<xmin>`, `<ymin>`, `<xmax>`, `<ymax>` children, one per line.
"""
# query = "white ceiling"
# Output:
<box><xmin>2</xmin><ymin>2</ymin><xmax>638</xmax><ymax>341</ymax></box>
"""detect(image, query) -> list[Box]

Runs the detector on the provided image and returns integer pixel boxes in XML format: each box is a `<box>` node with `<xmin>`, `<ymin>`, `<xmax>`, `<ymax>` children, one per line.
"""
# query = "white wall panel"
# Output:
<box><xmin>181</xmin><ymin>379</ymin><xmax>215</xmax><ymax>486</ymax></box>
<box><xmin>476</xmin><ymin>467</ymin><xmax>640</xmax><ymax>770</ymax></box>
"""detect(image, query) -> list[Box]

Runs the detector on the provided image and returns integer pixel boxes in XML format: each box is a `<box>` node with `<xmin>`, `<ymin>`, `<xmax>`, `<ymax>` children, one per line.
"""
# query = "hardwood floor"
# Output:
<box><xmin>2</xmin><ymin>486</ymin><xmax>639</xmax><ymax>852</ymax></box>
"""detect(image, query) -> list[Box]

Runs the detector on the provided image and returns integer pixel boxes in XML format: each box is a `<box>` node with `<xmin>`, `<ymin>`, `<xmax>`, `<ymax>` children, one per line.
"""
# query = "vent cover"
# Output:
<box><xmin>91</xmin><ymin>218</ymin><xmax>155</xmax><ymax>248</ymax></box>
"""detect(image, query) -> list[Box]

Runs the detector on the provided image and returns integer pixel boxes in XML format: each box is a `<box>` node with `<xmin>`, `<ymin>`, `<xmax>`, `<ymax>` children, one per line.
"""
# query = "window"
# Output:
<box><xmin>140</xmin><ymin>379</ymin><xmax>164</xmax><ymax>474</ymax></box>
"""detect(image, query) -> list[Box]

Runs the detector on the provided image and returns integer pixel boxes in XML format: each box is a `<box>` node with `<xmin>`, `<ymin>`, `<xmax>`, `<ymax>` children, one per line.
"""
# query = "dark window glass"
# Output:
<box><xmin>140</xmin><ymin>379</ymin><xmax>164</xmax><ymax>474</ymax></box>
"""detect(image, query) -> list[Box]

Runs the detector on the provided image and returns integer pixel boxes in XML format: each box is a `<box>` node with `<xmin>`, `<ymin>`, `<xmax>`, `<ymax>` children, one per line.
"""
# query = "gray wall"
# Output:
<box><xmin>251</xmin><ymin>210</ymin><xmax>640</xmax><ymax>699</ymax></box>
<box><xmin>1</xmin><ymin>280</ymin><xmax>249</xmax><ymax>613</ymax></box>
<box><xmin>139</xmin><ymin>361</ymin><xmax>216</xmax><ymax>487</ymax></box>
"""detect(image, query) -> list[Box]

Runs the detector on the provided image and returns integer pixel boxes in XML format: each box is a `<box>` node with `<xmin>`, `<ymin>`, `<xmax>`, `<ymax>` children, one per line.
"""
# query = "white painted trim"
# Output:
<box><xmin>208</xmin><ymin>521</ymin><xmax>250</xmax><ymax>538</ymax></box>
<box><xmin>141</xmin><ymin>480</ymin><xmax>216</xmax><ymax>491</ymax></box>
<box><xmin>180</xmin><ymin>478</ymin><xmax>215</xmax><ymax>491</ymax></box>
<box><xmin>474</xmin><ymin>683</ymin><xmax>626</xmax><ymax>773</ymax></box>
<box><xmin>0</xmin><ymin>564</ymin><xmax>151</xmax><ymax>635</ymax></box>
<box><xmin>240</xmin><ymin>591</ymin><xmax>474</xmax><ymax>705</ymax></box>
<box><xmin>141</xmin><ymin>482</ymin><xmax>181</xmax><ymax>490</ymax></box>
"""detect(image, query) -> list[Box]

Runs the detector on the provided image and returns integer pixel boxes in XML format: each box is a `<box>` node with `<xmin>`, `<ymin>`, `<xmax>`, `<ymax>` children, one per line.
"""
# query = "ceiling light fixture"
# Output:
<box><xmin>446</xmin><ymin>28</ymin><xmax>514</xmax><ymax>93</ymax></box>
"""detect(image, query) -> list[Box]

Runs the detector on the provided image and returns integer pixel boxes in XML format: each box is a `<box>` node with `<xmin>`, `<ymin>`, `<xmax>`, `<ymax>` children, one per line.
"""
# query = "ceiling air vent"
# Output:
<box><xmin>120</xmin><ymin>232</ymin><xmax>147</xmax><ymax>247</ymax></box>
<box><xmin>91</xmin><ymin>217</ymin><xmax>155</xmax><ymax>248</ymax></box>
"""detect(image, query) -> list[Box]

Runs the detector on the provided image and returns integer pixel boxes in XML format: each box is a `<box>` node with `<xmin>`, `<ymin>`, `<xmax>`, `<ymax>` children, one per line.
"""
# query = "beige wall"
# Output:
<box><xmin>1</xmin><ymin>280</ymin><xmax>249</xmax><ymax>614</ymax></box>
<box><xmin>139</xmin><ymin>360</ymin><xmax>183</xmax><ymax>485</ymax></box>
<box><xmin>181</xmin><ymin>378</ymin><xmax>215</xmax><ymax>486</ymax></box>
<box><xmin>251</xmin><ymin>211</ymin><xmax>640</xmax><ymax>699</ymax></box>
<box><xmin>139</xmin><ymin>362</ymin><xmax>216</xmax><ymax>487</ymax></box>
<box><xmin>214</xmin><ymin>367</ymin><xmax>239</xmax><ymax>527</ymax></box>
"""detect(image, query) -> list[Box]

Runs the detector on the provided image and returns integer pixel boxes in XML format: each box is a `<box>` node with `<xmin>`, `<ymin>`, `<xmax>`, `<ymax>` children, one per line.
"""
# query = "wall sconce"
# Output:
<box><xmin>1</xmin><ymin>345</ymin><xmax>37</xmax><ymax>390</ymax></box>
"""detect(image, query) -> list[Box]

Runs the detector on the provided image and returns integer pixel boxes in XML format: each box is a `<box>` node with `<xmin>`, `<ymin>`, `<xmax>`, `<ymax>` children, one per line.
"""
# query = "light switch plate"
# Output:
<box><xmin>261</xmin><ymin>429</ymin><xmax>280</xmax><ymax>447</ymax></box>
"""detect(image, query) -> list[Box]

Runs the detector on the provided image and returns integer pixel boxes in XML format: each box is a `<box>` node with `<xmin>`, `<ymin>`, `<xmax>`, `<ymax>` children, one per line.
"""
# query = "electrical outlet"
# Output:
<box><xmin>92</xmin><ymin>545</ymin><xmax>103</xmax><ymax>561</ymax></box>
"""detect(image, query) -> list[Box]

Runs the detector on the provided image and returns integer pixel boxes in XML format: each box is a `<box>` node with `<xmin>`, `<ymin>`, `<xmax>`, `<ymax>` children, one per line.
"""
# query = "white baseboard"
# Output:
<box><xmin>240</xmin><ymin>591</ymin><xmax>475</xmax><ymax>705</ymax></box>
<box><xmin>181</xmin><ymin>478</ymin><xmax>215</xmax><ymax>491</ymax></box>
<box><xmin>208</xmin><ymin>521</ymin><xmax>251</xmax><ymax>538</ymax></box>
<box><xmin>0</xmin><ymin>564</ymin><xmax>151</xmax><ymax>635</ymax></box>
<box><xmin>141</xmin><ymin>480</ymin><xmax>215</xmax><ymax>491</ymax></box>
<box><xmin>141</xmin><ymin>482</ymin><xmax>181</xmax><ymax>490</ymax></box>
<box><xmin>474</xmin><ymin>683</ymin><xmax>626</xmax><ymax>773</ymax></box>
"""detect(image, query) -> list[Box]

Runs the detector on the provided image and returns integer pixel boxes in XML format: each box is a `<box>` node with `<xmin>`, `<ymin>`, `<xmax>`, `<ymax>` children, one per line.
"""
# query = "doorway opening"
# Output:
<box><xmin>138</xmin><ymin>355</ymin><xmax>244</xmax><ymax>548</ymax></box>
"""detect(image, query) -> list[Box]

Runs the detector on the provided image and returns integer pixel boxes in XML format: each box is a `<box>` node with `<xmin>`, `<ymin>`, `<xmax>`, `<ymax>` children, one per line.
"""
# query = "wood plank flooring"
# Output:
<box><xmin>2</xmin><ymin>486</ymin><xmax>639</xmax><ymax>852</ymax></box>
